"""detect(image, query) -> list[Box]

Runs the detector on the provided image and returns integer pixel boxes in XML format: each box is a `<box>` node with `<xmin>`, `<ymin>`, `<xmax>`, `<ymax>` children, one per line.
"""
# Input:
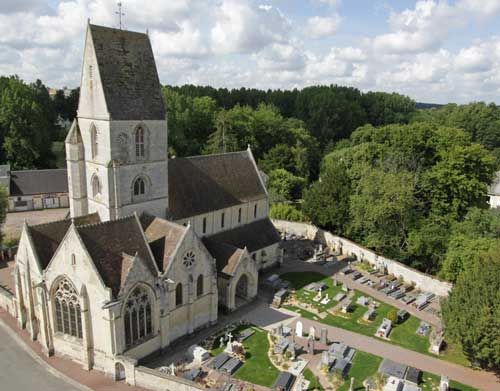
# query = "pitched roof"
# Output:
<box><xmin>65</xmin><ymin>119</ymin><xmax>82</xmax><ymax>144</ymax></box>
<box><xmin>202</xmin><ymin>239</ymin><xmax>244</xmax><ymax>278</ymax></box>
<box><xmin>89</xmin><ymin>24</ymin><xmax>166</xmax><ymax>120</ymax></box>
<box><xmin>76</xmin><ymin>215</ymin><xmax>158</xmax><ymax>297</ymax></box>
<box><xmin>10</xmin><ymin>169</ymin><xmax>68</xmax><ymax>196</ymax></box>
<box><xmin>139</xmin><ymin>214</ymin><xmax>186</xmax><ymax>272</ymax></box>
<box><xmin>204</xmin><ymin>218</ymin><xmax>280</xmax><ymax>253</ymax></box>
<box><xmin>168</xmin><ymin>150</ymin><xmax>267</xmax><ymax>220</ymax></box>
<box><xmin>28</xmin><ymin>213</ymin><xmax>101</xmax><ymax>270</ymax></box>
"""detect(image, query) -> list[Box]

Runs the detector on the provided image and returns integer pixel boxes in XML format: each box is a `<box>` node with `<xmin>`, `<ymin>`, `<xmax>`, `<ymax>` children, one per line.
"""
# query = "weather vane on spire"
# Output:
<box><xmin>116</xmin><ymin>2</ymin><xmax>125</xmax><ymax>30</ymax></box>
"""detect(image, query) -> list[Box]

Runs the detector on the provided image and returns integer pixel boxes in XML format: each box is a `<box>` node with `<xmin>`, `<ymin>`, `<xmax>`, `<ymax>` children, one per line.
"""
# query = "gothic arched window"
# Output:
<box><xmin>91</xmin><ymin>125</ymin><xmax>98</xmax><ymax>159</ymax></box>
<box><xmin>123</xmin><ymin>285</ymin><xmax>153</xmax><ymax>348</ymax></box>
<box><xmin>135</xmin><ymin>126</ymin><xmax>145</xmax><ymax>158</ymax></box>
<box><xmin>91</xmin><ymin>174</ymin><xmax>101</xmax><ymax>197</ymax></box>
<box><xmin>133</xmin><ymin>177</ymin><xmax>146</xmax><ymax>196</ymax></box>
<box><xmin>53</xmin><ymin>278</ymin><xmax>82</xmax><ymax>339</ymax></box>
<box><xmin>197</xmin><ymin>275</ymin><xmax>204</xmax><ymax>297</ymax></box>
<box><xmin>175</xmin><ymin>283</ymin><xmax>183</xmax><ymax>307</ymax></box>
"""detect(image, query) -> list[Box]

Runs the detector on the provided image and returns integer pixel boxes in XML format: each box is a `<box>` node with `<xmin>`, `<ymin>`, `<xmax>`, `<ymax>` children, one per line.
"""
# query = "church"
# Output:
<box><xmin>13</xmin><ymin>23</ymin><xmax>281</xmax><ymax>376</ymax></box>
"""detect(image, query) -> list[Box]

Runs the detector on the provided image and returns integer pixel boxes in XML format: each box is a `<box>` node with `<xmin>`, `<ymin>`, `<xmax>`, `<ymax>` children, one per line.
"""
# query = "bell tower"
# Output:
<box><xmin>67</xmin><ymin>22</ymin><xmax>168</xmax><ymax>221</ymax></box>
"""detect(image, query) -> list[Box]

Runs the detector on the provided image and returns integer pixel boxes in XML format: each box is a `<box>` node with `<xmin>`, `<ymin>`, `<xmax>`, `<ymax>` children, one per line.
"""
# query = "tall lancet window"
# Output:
<box><xmin>92</xmin><ymin>174</ymin><xmax>101</xmax><ymax>197</ymax></box>
<box><xmin>53</xmin><ymin>278</ymin><xmax>83</xmax><ymax>339</ymax></box>
<box><xmin>135</xmin><ymin>126</ymin><xmax>145</xmax><ymax>158</ymax></box>
<box><xmin>123</xmin><ymin>285</ymin><xmax>153</xmax><ymax>348</ymax></box>
<box><xmin>91</xmin><ymin>124</ymin><xmax>98</xmax><ymax>159</ymax></box>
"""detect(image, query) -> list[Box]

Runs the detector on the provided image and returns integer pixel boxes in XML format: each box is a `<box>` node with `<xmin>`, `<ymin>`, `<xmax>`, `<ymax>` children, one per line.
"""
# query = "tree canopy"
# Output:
<box><xmin>442</xmin><ymin>249</ymin><xmax>500</xmax><ymax>370</ymax></box>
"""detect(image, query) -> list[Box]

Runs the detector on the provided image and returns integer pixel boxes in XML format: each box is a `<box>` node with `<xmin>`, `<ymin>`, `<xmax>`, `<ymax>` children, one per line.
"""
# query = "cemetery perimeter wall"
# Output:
<box><xmin>132</xmin><ymin>366</ymin><xmax>205</xmax><ymax>391</ymax></box>
<box><xmin>273</xmin><ymin>220</ymin><xmax>452</xmax><ymax>297</ymax></box>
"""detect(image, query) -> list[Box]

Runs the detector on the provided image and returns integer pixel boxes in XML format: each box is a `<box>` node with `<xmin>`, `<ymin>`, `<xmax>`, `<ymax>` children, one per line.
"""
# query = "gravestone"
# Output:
<box><xmin>309</xmin><ymin>326</ymin><xmax>316</xmax><ymax>340</ymax></box>
<box><xmin>349</xmin><ymin>377</ymin><xmax>355</xmax><ymax>391</ymax></box>
<box><xmin>333</xmin><ymin>278</ymin><xmax>337</xmax><ymax>287</ymax></box>
<box><xmin>307</xmin><ymin>335</ymin><xmax>315</xmax><ymax>355</ymax></box>
<box><xmin>276</xmin><ymin>323</ymin><xmax>284</xmax><ymax>336</ymax></box>
<box><xmin>321</xmin><ymin>351</ymin><xmax>329</xmax><ymax>367</ymax></box>
<box><xmin>320</xmin><ymin>328</ymin><xmax>328</xmax><ymax>344</ymax></box>
<box><xmin>296</xmin><ymin>321</ymin><xmax>303</xmax><ymax>337</ymax></box>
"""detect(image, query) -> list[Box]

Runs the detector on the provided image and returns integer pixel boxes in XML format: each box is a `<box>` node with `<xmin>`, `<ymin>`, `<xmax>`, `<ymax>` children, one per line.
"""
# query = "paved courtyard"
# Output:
<box><xmin>2</xmin><ymin>208</ymin><xmax>69</xmax><ymax>239</ymax></box>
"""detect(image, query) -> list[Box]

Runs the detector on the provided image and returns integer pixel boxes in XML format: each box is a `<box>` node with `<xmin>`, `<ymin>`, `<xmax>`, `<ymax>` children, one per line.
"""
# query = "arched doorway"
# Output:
<box><xmin>234</xmin><ymin>274</ymin><xmax>251</xmax><ymax>309</ymax></box>
<box><xmin>115</xmin><ymin>362</ymin><xmax>126</xmax><ymax>381</ymax></box>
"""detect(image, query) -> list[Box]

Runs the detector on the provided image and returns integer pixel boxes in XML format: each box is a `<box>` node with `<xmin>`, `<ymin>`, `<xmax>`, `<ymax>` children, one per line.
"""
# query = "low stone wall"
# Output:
<box><xmin>0</xmin><ymin>286</ymin><xmax>17</xmax><ymax>317</ymax></box>
<box><xmin>133</xmin><ymin>366</ymin><xmax>205</xmax><ymax>391</ymax></box>
<box><xmin>273</xmin><ymin>220</ymin><xmax>453</xmax><ymax>297</ymax></box>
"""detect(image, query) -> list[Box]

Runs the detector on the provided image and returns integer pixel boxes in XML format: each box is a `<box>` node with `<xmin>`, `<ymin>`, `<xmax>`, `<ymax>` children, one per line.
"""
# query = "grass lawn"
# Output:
<box><xmin>302</xmin><ymin>368</ymin><xmax>323</xmax><ymax>391</ymax></box>
<box><xmin>281</xmin><ymin>272</ymin><xmax>468</xmax><ymax>367</ymax></box>
<box><xmin>420</xmin><ymin>372</ymin><xmax>478</xmax><ymax>391</ymax></box>
<box><xmin>233</xmin><ymin>327</ymin><xmax>280</xmax><ymax>388</ymax></box>
<box><xmin>337</xmin><ymin>351</ymin><xmax>382</xmax><ymax>391</ymax></box>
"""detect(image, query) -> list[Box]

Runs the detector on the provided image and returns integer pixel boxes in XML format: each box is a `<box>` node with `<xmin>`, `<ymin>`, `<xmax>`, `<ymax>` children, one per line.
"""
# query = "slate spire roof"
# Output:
<box><xmin>88</xmin><ymin>24</ymin><xmax>166</xmax><ymax>120</ymax></box>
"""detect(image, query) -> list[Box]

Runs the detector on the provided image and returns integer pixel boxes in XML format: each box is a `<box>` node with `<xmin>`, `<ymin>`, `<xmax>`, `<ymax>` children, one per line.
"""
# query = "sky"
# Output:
<box><xmin>1</xmin><ymin>0</ymin><xmax>500</xmax><ymax>104</ymax></box>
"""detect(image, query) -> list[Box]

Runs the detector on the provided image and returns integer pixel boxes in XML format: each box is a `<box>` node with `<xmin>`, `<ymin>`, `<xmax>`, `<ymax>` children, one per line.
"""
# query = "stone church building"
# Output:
<box><xmin>13</xmin><ymin>23</ymin><xmax>281</xmax><ymax>378</ymax></box>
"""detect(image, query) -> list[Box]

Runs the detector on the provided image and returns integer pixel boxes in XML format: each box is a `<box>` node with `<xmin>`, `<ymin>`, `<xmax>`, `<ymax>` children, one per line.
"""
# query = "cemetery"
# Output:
<box><xmin>279</xmin><ymin>272</ymin><xmax>467</xmax><ymax>365</ymax></box>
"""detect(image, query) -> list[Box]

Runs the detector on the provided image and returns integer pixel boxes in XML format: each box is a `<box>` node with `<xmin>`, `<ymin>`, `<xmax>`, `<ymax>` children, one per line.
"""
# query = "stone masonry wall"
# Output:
<box><xmin>133</xmin><ymin>366</ymin><xmax>205</xmax><ymax>391</ymax></box>
<box><xmin>273</xmin><ymin>220</ymin><xmax>452</xmax><ymax>297</ymax></box>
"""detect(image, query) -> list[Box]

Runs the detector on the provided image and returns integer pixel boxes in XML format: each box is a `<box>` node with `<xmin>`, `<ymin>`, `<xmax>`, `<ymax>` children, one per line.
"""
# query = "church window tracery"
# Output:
<box><xmin>124</xmin><ymin>285</ymin><xmax>153</xmax><ymax>348</ymax></box>
<box><xmin>133</xmin><ymin>177</ymin><xmax>146</xmax><ymax>196</ymax></box>
<box><xmin>183</xmin><ymin>251</ymin><xmax>196</xmax><ymax>268</ymax></box>
<box><xmin>53</xmin><ymin>278</ymin><xmax>82</xmax><ymax>339</ymax></box>
<box><xmin>135</xmin><ymin>126</ymin><xmax>145</xmax><ymax>158</ymax></box>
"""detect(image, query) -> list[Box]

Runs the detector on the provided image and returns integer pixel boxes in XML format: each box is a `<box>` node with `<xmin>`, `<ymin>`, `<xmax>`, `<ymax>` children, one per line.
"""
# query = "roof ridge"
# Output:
<box><xmin>12</xmin><ymin>168</ymin><xmax>67</xmax><ymax>174</ymax></box>
<box><xmin>29</xmin><ymin>216</ymin><xmax>71</xmax><ymax>229</ymax></box>
<box><xmin>89</xmin><ymin>23</ymin><xmax>148</xmax><ymax>37</ymax></box>
<box><xmin>176</xmin><ymin>150</ymin><xmax>248</xmax><ymax>160</ymax></box>
<box><xmin>77</xmin><ymin>214</ymin><xmax>136</xmax><ymax>230</ymax></box>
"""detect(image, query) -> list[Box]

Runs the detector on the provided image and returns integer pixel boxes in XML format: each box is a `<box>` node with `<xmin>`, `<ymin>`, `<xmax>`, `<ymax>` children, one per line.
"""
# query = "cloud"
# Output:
<box><xmin>305</xmin><ymin>15</ymin><xmax>341</xmax><ymax>39</ymax></box>
<box><xmin>211</xmin><ymin>0</ymin><xmax>290</xmax><ymax>54</ymax></box>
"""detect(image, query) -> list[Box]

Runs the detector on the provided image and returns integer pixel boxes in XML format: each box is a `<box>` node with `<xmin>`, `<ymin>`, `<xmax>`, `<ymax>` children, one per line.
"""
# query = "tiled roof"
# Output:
<box><xmin>10</xmin><ymin>169</ymin><xmax>68</xmax><ymax>196</ymax></box>
<box><xmin>204</xmin><ymin>218</ymin><xmax>280</xmax><ymax>253</ymax></box>
<box><xmin>202</xmin><ymin>239</ymin><xmax>244</xmax><ymax>278</ymax></box>
<box><xmin>76</xmin><ymin>214</ymin><xmax>158</xmax><ymax>297</ymax></box>
<box><xmin>168</xmin><ymin>150</ymin><xmax>267</xmax><ymax>220</ymax></box>
<box><xmin>140</xmin><ymin>214</ymin><xmax>186</xmax><ymax>272</ymax></box>
<box><xmin>89</xmin><ymin>24</ymin><xmax>166</xmax><ymax>120</ymax></box>
<box><xmin>28</xmin><ymin>213</ymin><xmax>101</xmax><ymax>270</ymax></box>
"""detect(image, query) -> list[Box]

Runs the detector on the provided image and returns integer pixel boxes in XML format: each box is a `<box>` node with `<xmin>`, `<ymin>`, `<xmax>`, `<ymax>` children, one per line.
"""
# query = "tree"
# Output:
<box><xmin>0</xmin><ymin>76</ymin><xmax>54</xmax><ymax>168</ymax></box>
<box><xmin>267</xmin><ymin>169</ymin><xmax>306</xmax><ymax>202</ymax></box>
<box><xmin>440</xmin><ymin>208</ymin><xmax>500</xmax><ymax>282</ymax></box>
<box><xmin>441</xmin><ymin>250</ymin><xmax>500</xmax><ymax>370</ymax></box>
<box><xmin>349</xmin><ymin>168</ymin><xmax>417</xmax><ymax>258</ymax></box>
<box><xmin>269</xmin><ymin>203</ymin><xmax>305</xmax><ymax>222</ymax></box>
<box><xmin>302</xmin><ymin>160</ymin><xmax>351</xmax><ymax>233</ymax></box>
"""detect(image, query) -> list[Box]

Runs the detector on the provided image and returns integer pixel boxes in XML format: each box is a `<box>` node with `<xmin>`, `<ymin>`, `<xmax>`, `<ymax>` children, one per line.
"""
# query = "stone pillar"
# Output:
<box><xmin>80</xmin><ymin>287</ymin><xmax>93</xmax><ymax>370</ymax></box>
<box><xmin>187</xmin><ymin>276</ymin><xmax>194</xmax><ymax>334</ymax></box>
<box><xmin>37</xmin><ymin>287</ymin><xmax>53</xmax><ymax>356</ymax></box>
<box><xmin>24</xmin><ymin>266</ymin><xmax>37</xmax><ymax>340</ymax></box>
